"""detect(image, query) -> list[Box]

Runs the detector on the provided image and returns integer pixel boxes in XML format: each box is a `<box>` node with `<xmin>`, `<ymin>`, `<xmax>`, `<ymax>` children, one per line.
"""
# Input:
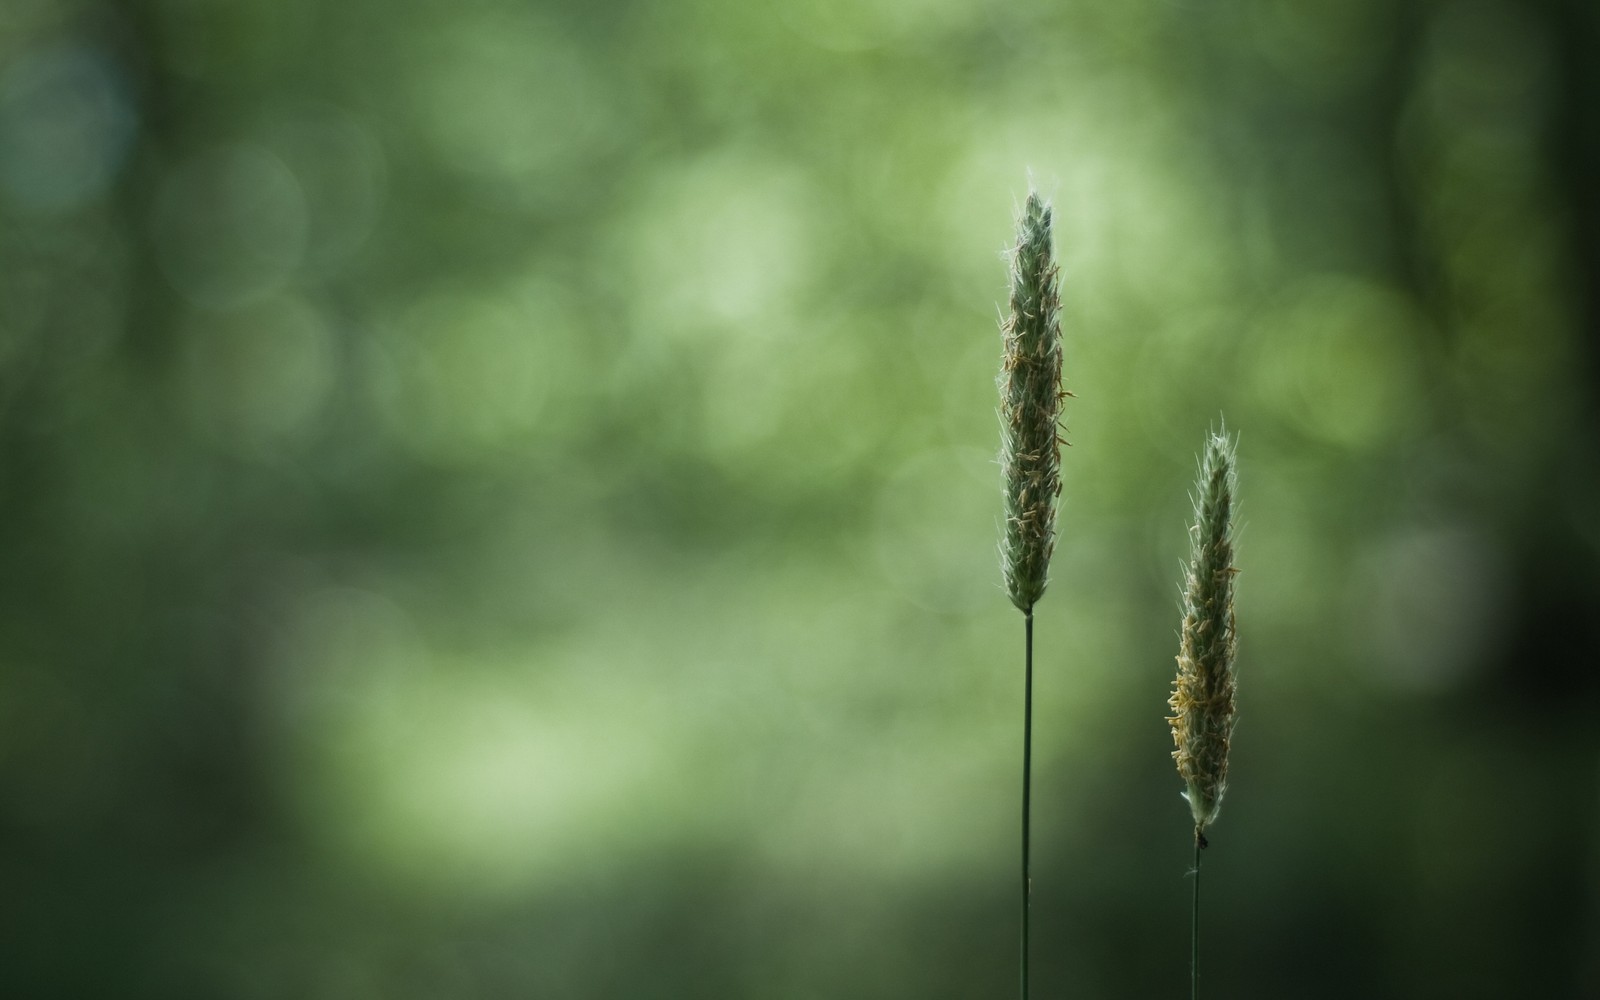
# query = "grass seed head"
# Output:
<box><xmin>998</xmin><ymin>191</ymin><xmax>1065</xmax><ymax>614</ymax></box>
<box><xmin>1168</xmin><ymin>427</ymin><xmax>1239</xmax><ymax>835</ymax></box>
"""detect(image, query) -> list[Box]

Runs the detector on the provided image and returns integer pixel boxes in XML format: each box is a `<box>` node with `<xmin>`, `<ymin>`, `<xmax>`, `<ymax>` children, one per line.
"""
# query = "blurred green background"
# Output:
<box><xmin>3</xmin><ymin>0</ymin><xmax>1598</xmax><ymax>996</ymax></box>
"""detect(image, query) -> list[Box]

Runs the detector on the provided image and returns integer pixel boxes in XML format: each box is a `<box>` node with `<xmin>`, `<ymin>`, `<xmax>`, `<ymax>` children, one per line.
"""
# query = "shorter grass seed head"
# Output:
<box><xmin>1168</xmin><ymin>428</ymin><xmax>1239</xmax><ymax>837</ymax></box>
<box><xmin>999</xmin><ymin>192</ymin><xmax>1065</xmax><ymax>614</ymax></box>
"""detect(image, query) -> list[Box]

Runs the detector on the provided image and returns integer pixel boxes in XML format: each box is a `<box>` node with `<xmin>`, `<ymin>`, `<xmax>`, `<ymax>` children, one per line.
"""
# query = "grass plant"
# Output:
<box><xmin>1167</xmin><ymin>428</ymin><xmax>1240</xmax><ymax>1000</ymax></box>
<box><xmin>997</xmin><ymin>190</ymin><xmax>1066</xmax><ymax>1000</ymax></box>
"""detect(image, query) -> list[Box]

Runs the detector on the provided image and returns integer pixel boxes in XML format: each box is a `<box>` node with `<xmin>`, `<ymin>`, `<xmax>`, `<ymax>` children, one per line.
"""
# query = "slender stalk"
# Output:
<box><xmin>1190</xmin><ymin>831</ymin><xmax>1203</xmax><ymax>1000</ymax></box>
<box><xmin>1020</xmin><ymin>610</ymin><xmax>1034</xmax><ymax>1000</ymax></box>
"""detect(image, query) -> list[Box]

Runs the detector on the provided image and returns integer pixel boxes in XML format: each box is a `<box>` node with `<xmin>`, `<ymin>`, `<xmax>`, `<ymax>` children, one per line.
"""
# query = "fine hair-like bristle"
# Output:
<box><xmin>1168</xmin><ymin>428</ymin><xmax>1239</xmax><ymax>835</ymax></box>
<box><xmin>999</xmin><ymin>192</ymin><xmax>1065</xmax><ymax>614</ymax></box>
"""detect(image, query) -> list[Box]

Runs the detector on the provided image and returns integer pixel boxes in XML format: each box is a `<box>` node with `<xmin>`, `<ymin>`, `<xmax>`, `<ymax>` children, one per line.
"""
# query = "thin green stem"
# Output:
<box><xmin>1021</xmin><ymin>610</ymin><xmax>1034</xmax><ymax>1000</ymax></box>
<box><xmin>1190</xmin><ymin>830</ymin><xmax>1203</xmax><ymax>1000</ymax></box>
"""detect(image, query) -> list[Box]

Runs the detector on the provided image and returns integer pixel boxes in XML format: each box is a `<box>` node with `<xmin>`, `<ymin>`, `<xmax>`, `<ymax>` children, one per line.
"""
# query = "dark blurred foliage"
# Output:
<box><xmin>1</xmin><ymin>0</ymin><xmax>1597</xmax><ymax>997</ymax></box>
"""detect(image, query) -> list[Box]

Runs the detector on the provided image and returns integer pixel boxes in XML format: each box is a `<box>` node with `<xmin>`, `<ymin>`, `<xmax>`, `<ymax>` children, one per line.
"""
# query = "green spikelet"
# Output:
<box><xmin>1168</xmin><ymin>428</ymin><xmax>1239</xmax><ymax>835</ymax></box>
<box><xmin>999</xmin><ymin>192</ymin><xmax>1065</xmax><ymax>614</ymax></box>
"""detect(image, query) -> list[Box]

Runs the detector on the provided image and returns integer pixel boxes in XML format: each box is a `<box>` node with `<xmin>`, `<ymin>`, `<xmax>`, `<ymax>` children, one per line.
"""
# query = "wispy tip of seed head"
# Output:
<box><xmin>998</xmin><ymin>190</ymin><xmax>1066</xmax><ymax>614</ymax></box>
<box><xmin>1167</xmin><ymin>425</ymin><xmax>1239</xmax><ymax>834</ymax></box>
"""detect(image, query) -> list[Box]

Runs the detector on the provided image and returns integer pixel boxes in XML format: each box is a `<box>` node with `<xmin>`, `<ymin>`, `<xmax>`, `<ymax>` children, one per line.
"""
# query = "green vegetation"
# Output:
<box><xmin>1</xmin><ymin>1</ymin><xmax>1597</xmax><ymax>997</ymax></box>
<box><xmin>997</xmin><ymin>190</ymin><xmax>1065</xmax><ymax>999</ymax></box>
<box><xmin>1168</xmin><ymin>428</ymin><xmax>1240</xmax><ymax>999</ymax></box>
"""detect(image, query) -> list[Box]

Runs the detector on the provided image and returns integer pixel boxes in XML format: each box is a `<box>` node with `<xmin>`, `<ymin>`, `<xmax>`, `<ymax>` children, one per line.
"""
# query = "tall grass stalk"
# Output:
<box><xmin>998</xmin><ymin>191</ymin><xmax>1065</xmax><ymax>1000</ymax></box>
<box><xmin>1168</xmin><ymin>428</ymin><xmax>1239</xmax><ymax>1000</ymax></box>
